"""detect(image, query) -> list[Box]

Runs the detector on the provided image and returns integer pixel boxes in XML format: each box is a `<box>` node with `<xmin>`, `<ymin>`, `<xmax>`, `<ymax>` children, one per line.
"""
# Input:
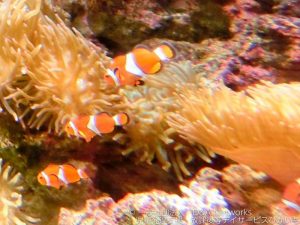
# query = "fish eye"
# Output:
<box><xmin>135</xmin><ymin>80</ymin><xmax>145</xmax><ymax>86</ymax></box>
<box><xmin>38</xmin><ymin>175</ymin><xmax>44</xmax><ymax>182</ymax></box>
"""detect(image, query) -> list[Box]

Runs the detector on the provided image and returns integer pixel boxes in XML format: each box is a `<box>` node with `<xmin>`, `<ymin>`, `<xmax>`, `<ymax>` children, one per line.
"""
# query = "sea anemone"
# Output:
<box><xmin>16</xmin><ymin>11</ymin><xmax>120</xmax><ymax>133</ymax></box>
<box><xmin>167</xmin><ymin>81</ymin><xmax>300</xmax><ymax>185</ymax></box>
<box><xmin>0</xmin><ymin>158</ymin><xmax>39</xmax><ymax>224</ymax></box>
<box><xmin>0</xmin><ymin>0</ymin><xmax>41</xmax><ymax>121</ymax></box>
<box><xmin>119</xmin><ymin>62</ymin><xmax>217</xmax><ymax>180</ymax></box>
<box><xmin>0</xmin><ymin>0</ymin><xmax>122</xmax><ymax>132</ymax></box>
<box><xmin>0</xmin><ymin>0</ymin><xmax>120</xmax><ymax>133</ymax></box>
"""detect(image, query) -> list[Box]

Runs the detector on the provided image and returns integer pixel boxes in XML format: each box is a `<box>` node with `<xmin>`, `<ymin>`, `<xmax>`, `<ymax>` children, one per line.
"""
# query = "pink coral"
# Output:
<box><xmin>190</xmin><ymin>0</ymin><xmax>300</xmax><ymax>91</ymax></box>
<box><xmin>58</xmin><ymin>164</ymin><xmax>284</xmax><ymax>225</ymax></box>
<box><xmin>58</xmin><ymin>165</ymin><xmax>232</xmax><ymax>225</ymax></box>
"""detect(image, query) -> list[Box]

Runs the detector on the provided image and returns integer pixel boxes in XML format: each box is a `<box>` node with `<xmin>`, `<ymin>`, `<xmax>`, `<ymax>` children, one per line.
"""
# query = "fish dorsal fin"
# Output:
<box><xmin>47</xmin><ymin>163</ymin><xmax>58</xmax><ymax>167</ymax></box>
<box><xmin>112</xmin><ymin>55</ymin><xmax>126</xmax><ymax>67</ymax></box>
<box><xmin>98</xmin><ymin>112</ymin><xmax>110</xmax><ymax>117</ymax></box>
<box><xmin>62</xmin><ymin>163</ymin><xmax>76</xmax><ymax>170</ymax></box>
<box><xmin>44</xmin><ymin>164</ymin><xmax>59</xmax><ymax>175</ymax></box>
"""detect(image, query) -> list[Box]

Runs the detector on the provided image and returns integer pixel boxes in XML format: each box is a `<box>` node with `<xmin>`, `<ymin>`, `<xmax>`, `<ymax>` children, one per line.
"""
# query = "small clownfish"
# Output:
<box><xmin>282</xmin><ymin>178</ymin><xmax>300</xmax><ymax>215</ymax></box>
<box><xmin>104</xmin><ymin>42</ymin><xmax>176</xmax><ymax>87</ymax></box>
<box><xmin>64</xmin><ymin>112</ymin><xmax>129</xmax><ymax>142</ymax></box>
<box><xmin>37</xmin><ymin>164</ymin><xmax>89</xmax><ymax>189</ymax></box>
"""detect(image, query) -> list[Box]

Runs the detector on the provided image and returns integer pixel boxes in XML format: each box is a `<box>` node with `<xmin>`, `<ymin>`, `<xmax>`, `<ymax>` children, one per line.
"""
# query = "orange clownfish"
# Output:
<box><xmin>282</xmin><ymin>178</ymin><xmax>300</xmax><ymax>215</ymax></box>
<box><xmin>37</xmin><ymin>164</ymin><xmax>89</xmax><ymax>189</ymax></box>
<box><xmin>64</xmin><ymin>112</ymin><xmax>129</xmax><ymax>142</ymax></box>
<box><xmin>104</xmin><ymin>43</ymin><xmax>176</xmax><ymax>87</ymax></box>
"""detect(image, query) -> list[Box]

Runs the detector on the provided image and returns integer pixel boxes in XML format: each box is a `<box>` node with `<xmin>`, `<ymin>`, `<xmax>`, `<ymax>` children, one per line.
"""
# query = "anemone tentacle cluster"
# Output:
<box><xmin>0</xmin><ymin>0</ymin><xmax>41</xmax><ymax>121</ymax></box>
<box><xmin>20</xmin><ymin>15</ymin><xmax>121</xmax><ymax>133</ymax></box>
<box><xmin>167</xmin><ymin>82</ymin><xmax>300</xmax><ymax>184</ymax></box>
<box><xmin>0</xmin><ymin>0</ymin><xmax>120</xmax><ymax>133</ymax></box>
<box><xmin>0</xmin><ymin>158</ymin><xmax>39</xmax><ymax>225</ymax></box>
<box><xmin>119</xmin><ymin>62</ymin><xmax>217</xmax><ymax>180</ymax></box>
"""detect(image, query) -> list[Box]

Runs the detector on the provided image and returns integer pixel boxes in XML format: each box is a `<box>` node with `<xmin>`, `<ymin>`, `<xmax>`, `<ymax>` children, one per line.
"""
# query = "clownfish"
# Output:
<box><xmin>282</xmin><ymin>178</ymin><xmax>300</xmax><ymax>215</ymax></box>
<box><xmin>37</xmin><ymin>164</ymin><xmax>89</xmax><ymax>189</ymax></box>
<box><xmin>64</xmin><ymin>112</ymin><xmax>129</xmax><ymax>142</ymax></box>
<box><xmin>104</xmin><ymin>43</ymin><xmax>176</xmax><ymax>87</ymax></box>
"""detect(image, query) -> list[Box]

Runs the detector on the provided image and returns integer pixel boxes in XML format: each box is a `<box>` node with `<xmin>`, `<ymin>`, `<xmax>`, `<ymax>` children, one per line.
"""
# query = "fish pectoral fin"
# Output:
<box><xmin>62</xmin><ymin>163</ymin><xmax>76</xmax><ymax>171</ymax></box>
<box><xmin>78</xmin><ymin>131</ymin><xmax>93</xmax><ymax>142</ymax></box>
<box><xmin>48</xmin><ymin>174</ymin><xmax>61</xmax><ymax>189</ymax></box>
<box><xmin>97</xmin><ymin>112</ymin><xmax>110</xmax><ymax>117</ymax></box>
<box><xmin>47</xmin><ymin>163</ymin><xmax>59</xmax><ymax>168</ymax></box>
<box><xmin>84</xmin><ymin>136</ymin><xmax>92</xmax><ymax>142</ymax></box>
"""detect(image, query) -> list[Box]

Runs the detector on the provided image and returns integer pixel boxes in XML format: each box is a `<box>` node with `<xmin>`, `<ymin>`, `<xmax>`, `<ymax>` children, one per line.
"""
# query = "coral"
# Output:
<box><xmin>58</xmin><ymin>197</ymin><xmax>117</xmax><ymax>225</ymax></box>
<box><xmin>0</xmin><ymin>158</ymin><xmax>39</xmax><ymax>225</ymax></box>
<box><xmin>162</xmin><ymin>0</ymin><xmax>299</xmax><ymax>92</ymax></box>
<box><xmin>59</xmin><ymin>164</ymin><xmax>283</xmax><ymax>225</ymax></box>
<box><xmin>56</xmin><ymin>0</ymin><xmax>230</xmax><ymax>52</ymax></box>
<box><xmin>220</xmin><ymin>0</ymin><xmax>300</xmax><ymax>86</ymax></box>
<box><xmin>274</xmin><ymin>0</ymin><xmax>300</xmax><ymax>18</ymax></box>
<box><xmin>59</xmin><ymin>166</ymin><xmax>232</xmax><ymax>225</ymax></box>
<box><xmin>167</xmin><ymin>82</ymin><xmax>300</xmax><ymax>185</ymax></box>
<box><xmin>111</xmin><ymin>190</ymin><xmax>229</xmax><ymax>225</ymax></box>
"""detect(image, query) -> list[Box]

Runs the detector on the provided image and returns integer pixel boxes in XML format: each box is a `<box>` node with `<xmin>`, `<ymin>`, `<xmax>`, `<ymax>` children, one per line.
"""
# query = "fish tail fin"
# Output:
<box><xmin>153</xmin><ymin>41</ymin><xmax>176</xmax><ymax>61</ymax></box>
<box><xmin>113</xmin><ymin>112</ymin><xmax>130</xmax><ymax>126</ymax></box>
<box><xmin>77</xmin><ymin>169</ymin><xmax>89</xmax><ymax>179</ymax></box>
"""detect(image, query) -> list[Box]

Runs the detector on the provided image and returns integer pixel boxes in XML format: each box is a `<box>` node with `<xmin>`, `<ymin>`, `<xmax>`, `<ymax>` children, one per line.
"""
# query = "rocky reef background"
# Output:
<box><xmin>0</xmin><ymin>0</ymin><xmax>299</xmax><ymax>224</ymax></box>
